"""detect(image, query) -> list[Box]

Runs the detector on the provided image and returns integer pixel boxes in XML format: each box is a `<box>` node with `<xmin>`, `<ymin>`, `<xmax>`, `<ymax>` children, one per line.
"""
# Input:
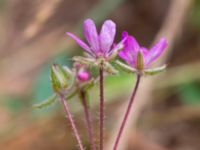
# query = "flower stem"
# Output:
<box><xmin>59</xmin><ymin>94</ymin><xmax>84</xmax><ymax>150</ymax></box>
<box><xmin>99</xmin><ymin>66</ymin><xmax>104</xmax><ymax>150</ymax></box>
<box><xmin>113</xmin><ymin>74</ymin><xmax>141</xmax><ymax>150</ymax></box>
<box><xmin>80</xmin><ymin>90</ymin><xmax>96</xmax><ymax>150</ymax></box>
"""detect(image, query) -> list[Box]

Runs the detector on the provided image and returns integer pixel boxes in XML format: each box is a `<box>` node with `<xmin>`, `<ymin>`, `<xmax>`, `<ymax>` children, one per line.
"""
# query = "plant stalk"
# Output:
<box><xmin>113</xmin><ymin>74</ymin><xmax>141</xmax><ymax>150</ymax></box>
<box><xmin>99</xmin><ymin>66</ymin><xmax>104</xmax><ymax>150</ymax></box>
<box><xmin>80</xmin><ymin>90</ymin><xmax>96</xmax><ymax>150</ymax></box>
<box><xmin>59</xmin><ymin>94</ymin><xmax>84</xmax><ymax>150</ymax></box>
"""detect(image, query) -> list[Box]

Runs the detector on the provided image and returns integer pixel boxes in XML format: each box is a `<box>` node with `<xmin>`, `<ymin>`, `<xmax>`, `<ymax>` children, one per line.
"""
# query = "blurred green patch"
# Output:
<box><xmin>177</xmin><ymin>81</ymin><xmax>200</xmax><ymax>105</ymax></box>
<box><xmin>0</xmin><ymin>0</ymin><xmax>6</xmax><ymax>10</ymax></box>
<box><xmin>1</xmin><ymin>95</ymin><xmax>24</xmax><ymax>113</ymax></box>
<box><xmin>190</xmin><ymin>0</ymin><xmax>200</xmax><ymax>29</ymax></box>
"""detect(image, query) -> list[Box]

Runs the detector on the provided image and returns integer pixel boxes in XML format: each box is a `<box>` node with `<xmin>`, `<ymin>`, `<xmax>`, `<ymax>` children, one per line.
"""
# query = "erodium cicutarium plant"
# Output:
<box><xmin>34</xmin><ymin>19</ymin><xmax>168</xmax><ymax>150</ymax></box>
<box><xmin>113</xmin><ymin>31</ymin><xmax>168</xmax><ymax>150</ymax></box>
<box><xmin>67</xmin><ymin>18</ymin><xmax>126</xmax><ymax>150</ymax></box>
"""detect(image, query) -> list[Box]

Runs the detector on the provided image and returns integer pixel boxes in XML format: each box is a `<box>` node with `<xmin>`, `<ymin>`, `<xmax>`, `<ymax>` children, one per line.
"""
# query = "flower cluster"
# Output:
<box><xmin>118</xmin><ymin>31</ymin><xmax>167</xmax><ymax>71</ymax></box>
<box><xmin>35</xmin><ymin>18</ymin><xmax>168</xmax><ymax>150</ymax></box>
<box><xmin>67</xmin><ymin>19</ymin><xmax>126</xmax><ymax>60</ymax></box>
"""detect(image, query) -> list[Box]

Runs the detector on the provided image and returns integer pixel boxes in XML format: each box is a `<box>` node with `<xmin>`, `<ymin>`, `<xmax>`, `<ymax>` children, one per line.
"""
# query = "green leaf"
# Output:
<box><xmin>33</xmin><ymin>94</ymin><xmax>57</xmax><ymax>109</ymax></box>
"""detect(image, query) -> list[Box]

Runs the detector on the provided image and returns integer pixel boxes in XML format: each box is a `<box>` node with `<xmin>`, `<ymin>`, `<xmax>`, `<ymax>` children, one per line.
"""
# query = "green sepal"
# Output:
<box><xmin>103</xmin><ymin>62</ymin><xmax>118</xmax><ymax>75</ymax></box>
<box><xmin>144</xmin><ymin>65</ymin><xmax>166</xmax><ymax>75</ymax></box>
<box><xmin>62</xmin><ymin>65</ymin><xmax>73</xmax><ymax>77</ymax></box>
<box><xmin>33</xmin><ymin>94</ymin><xmax>57</xmax><ymax>109</ymax></box>
<box><xmin>73</xmin><ymin>56</ymin><xmax>95</xmax><ymax>66</ymax></box>
<box><xmin>108</xmin><ymin>42</ymin><xmax>124</xmax><ymax>60</ymax></box>
<box><xmin>114</xmin><ymin>60</ymin><xmax>137</xmax><ymax>74</ymax></box>
<box><xmin>136</xmin><ymin>51</ymin><xmax>144</xmax><ymax>70</ymax></box>
<box><xmin>88</xmin><ymin>65</ymin><xmax>99</xmax><ymax>77</ymax></box>
<box><xmin>82</xmin><ymin>79</ymin><xmax>96</xmax><ymax>91</ymax></box>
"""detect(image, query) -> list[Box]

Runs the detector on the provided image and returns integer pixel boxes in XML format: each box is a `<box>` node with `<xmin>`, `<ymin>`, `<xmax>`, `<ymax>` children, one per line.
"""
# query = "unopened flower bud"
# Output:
<box><xmin>136</xmin><ymin>51</ymin><xmax>144</xmax><ymax>71</ymax></box>
<box><xmin>51</xmin><ymin>64</ymin><xmax>70</xmax><ymax>93</ymax></box>
<box><xmin>77</xmin><ymin>69</ymin><xmax>90</xmax><ymax>81</ymax></box>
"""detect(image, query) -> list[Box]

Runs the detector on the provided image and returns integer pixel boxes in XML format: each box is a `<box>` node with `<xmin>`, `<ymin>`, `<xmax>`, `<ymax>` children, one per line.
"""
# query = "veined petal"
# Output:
<box><xmin>146</xmin><ymin>38</ymin><xmax>167</xmax><ymax>65</ymax></box>
<box><xmin>125</xmin><ymin>36</ymin><xmax>140</xmax><ymax>62</ymax></box>
<box><xmin>83</xmin><ymin>19</ymin><xmax>100</xmax><ymax>53</ymax></box>
<box><xmin>99</xmin><ymin>20</ymin><xmax>116</xmax><ymax>53</ymax></box>
<box><xmin>118</xmin><ymin>50</ymin><xmax>132</xmax><ymax>65</ymax></box>
<box><xmin>107</xmin><ymin>35</ymin><xmax>127</xmax><ymax>57</ymax></box>
<box><xmin>118</xmin><ymin>35</ymin><xmax>140</xmax><ymax>67</ymax></box>
<box><xmin>66</xmin><ymin>32</ymin><xmax>92</xmax><ymax>54</ymax></box>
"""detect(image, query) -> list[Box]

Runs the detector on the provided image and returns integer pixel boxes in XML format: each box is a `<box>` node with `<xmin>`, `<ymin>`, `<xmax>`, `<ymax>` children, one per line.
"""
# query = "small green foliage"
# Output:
<box><xmin>65</xmin><ymin>89</ymin><xmax>79</xmax><ymax>100</ymax></box>
<box><xmin>103</xmin><ymin>62</ymin><xmax>118</xmax><ymax>75</ymax></box>
<box><xmin>114</xmin><ymin>60</ymin><xmax>137</xmax><ymax>74</ymax></box>
<box><xmin>144</xmin><ymin>65</ymin><xmax>166</xmax><ymax>76</ymax></box>
<box><xmin>33</xmin><ymin>94</ymin><xmax>57</xmax><ymax>109</ymax></box>
<box><xmin>73</xmin><ymin>56</ymin><xmax>95</xmax><ymax>66</ymax></box>
<box><xmin>88</xmin><ymin>65</ymin><xmax>99</xmax><ymax>77</ymax></box>
<box><xmin>82</xmin><ymin>79</ymin><xmax>96</xmax><ymax>91</ymax></box>
<box><xmin>62</xmin><ymin>65</ymin><xmax>73</xmax><ymax>76</ymax></box>
<box><xmin>51</xmin><ymin>64</ymin><xmax>71</xmax><ymax>92</ymax></box>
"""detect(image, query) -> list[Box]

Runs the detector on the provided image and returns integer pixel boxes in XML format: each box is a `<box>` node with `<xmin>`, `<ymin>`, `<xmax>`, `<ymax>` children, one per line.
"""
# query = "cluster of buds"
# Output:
<box><xmin>50</xmin><ymin>63</ymin><xmax>96</xmax><ymax>97</ymax></box>
<box><xmin>34</xmin><ymin>63</ymin><xmax>96</xmax><ymax>109</ymax></box>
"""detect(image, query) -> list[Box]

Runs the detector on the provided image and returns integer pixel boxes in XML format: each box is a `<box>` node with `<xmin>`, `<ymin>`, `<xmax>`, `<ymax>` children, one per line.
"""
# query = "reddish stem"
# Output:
<box><xmin>80</xmin><ymin>90</ymin><xmax>96</xmax><ymax>150</ymax></box>
<box><xmin>99</xmin><ymin>66</ymin><xmax>104</xmax><ymax>150</ymax></box>
<box><xmin>113</xmin><ymin>74</ymin><xmax>141</xmax><ymax>150</ymax></box>
<box><xmin>59</xmin><ymin>94</ymin><xmax>84</xmax><ymax>150</ymax></box>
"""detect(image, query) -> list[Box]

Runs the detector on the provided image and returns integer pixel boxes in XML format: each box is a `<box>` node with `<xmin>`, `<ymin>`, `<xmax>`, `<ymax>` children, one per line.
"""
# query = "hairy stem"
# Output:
<box><xmin>113</xmin><ymin>74</ymin><xmax>141</xmax><ymax>150</ymax></box>
<box><xmin>59</xmin><ymin>94</ymin><xmax>84</xmax><ymax>150</ymax></box>
<box><xmin>99</xmin><ymin>66</ymin><xmax>104</xmax><ymax>150</ymax></box>
<box><xmin>80</xmin><ymin>90</ymin><xmax>96</xmax><ymax>150</ymax></box>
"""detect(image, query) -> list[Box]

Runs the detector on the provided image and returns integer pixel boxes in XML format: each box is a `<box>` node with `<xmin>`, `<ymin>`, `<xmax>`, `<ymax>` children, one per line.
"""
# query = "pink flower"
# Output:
<box><xmin>118</xmin><ymin>32</ymin><xmax>167</xmax><ymax>70</ymax></box>
<box><xmin>66</xmin><ymin>18</ymin><xmax>125</xmax><ymax>58</ymax></box>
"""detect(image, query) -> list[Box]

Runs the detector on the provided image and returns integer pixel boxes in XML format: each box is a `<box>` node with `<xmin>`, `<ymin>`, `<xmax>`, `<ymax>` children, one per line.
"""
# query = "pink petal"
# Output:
<box><xmin>121</xmin><ymin>31</ymin><xmax>128</xmax><ymax>40</ymax></box>
<box><xmin>125</xmin><ymin>36</ymin><xmax>140</xmax><ymax>61</ymax></box>
<box><xmin>118</xmin><ymin>35</ymin><xmax>141</xmax><ymax>67</ymax></box>
<box><xmin>140</xmin><ymin>47</ymin><xmax>148</xmax><ymax>56</ymax></box>
<box><xmin>146</xmin><ymin>38</ymin><xmax>167</xmax><ymax>65</ymax></box>
<box><xmin>118</xmin><ymin>50</ymin><xmax>131</xmax><ymax>65</ymax></box>
<box><xmin>83</xmin><ymin>19</ymin><xmax>100</xmax><ymax>53</ymax></box>
<box><xmin>66</xmin><ymin>32</ymin><xmax>92</xmax><ymax>54</ymax></box>
<box><xmin>107</xmin><ymin>35</ymin><xmax>127</xmax><ymax>56</ymax></box>
<box><xmin>99</xmin><ymin>20</ymin><xmax>116</xmax><ymax>53</ymax></box>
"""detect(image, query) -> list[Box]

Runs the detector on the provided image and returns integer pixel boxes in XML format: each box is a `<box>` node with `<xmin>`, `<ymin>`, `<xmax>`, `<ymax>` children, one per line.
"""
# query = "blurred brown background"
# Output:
<box><xmin>0</xmin><ymin>0</ymin><xmax>200</xmax><ymax>149</ymax></box>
